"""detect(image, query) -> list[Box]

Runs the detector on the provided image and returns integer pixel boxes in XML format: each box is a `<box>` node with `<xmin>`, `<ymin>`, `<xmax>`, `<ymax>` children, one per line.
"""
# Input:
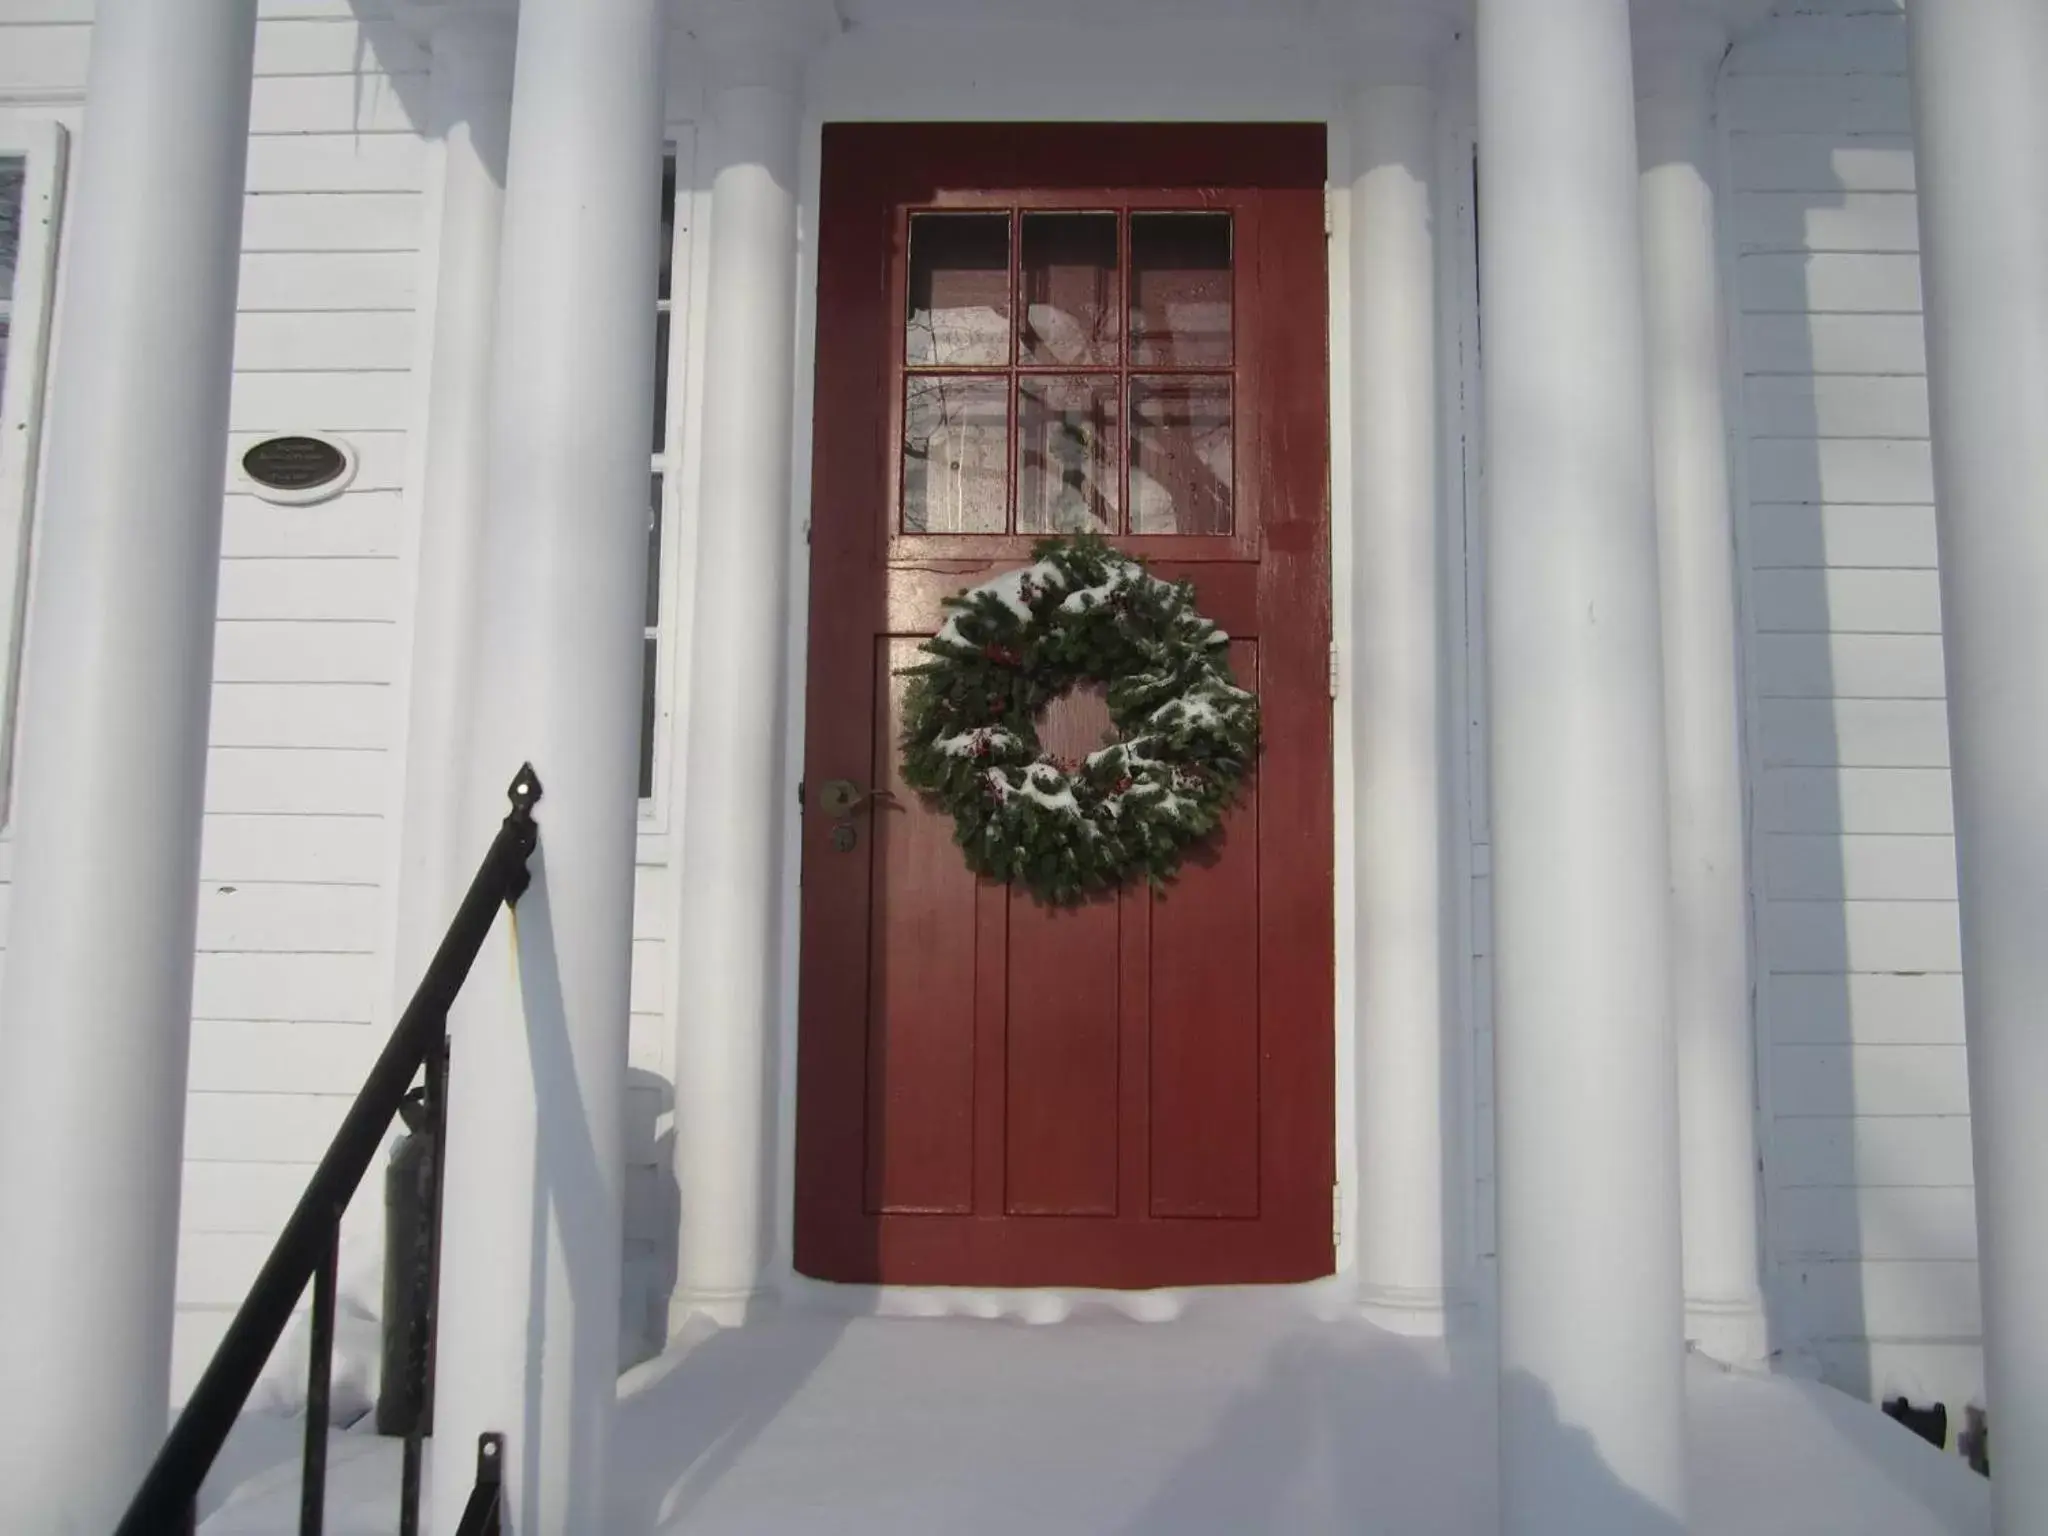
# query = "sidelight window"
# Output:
<box><xmin>0</xmin><ymin>123</ymin><xmax>66</xmax><ymax>814</ymax></box>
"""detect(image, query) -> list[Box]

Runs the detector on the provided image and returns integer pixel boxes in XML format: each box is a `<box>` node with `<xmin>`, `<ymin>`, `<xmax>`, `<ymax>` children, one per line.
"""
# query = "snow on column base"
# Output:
<box><xmin>1357</xmin><ymin>1283</ymin><xmax>1459</xmax><ymax>1338</ymax></box>
<box><xmin>1684</xmin><ymin>1296</ymin><xmax>1771</xmax><ymax>1371</ymax></box>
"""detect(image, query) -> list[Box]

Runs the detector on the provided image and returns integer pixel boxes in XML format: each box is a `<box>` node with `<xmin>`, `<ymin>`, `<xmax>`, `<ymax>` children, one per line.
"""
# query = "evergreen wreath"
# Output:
<box><xmin>898</xmin><ymin>534</ymin><xmax>1259</xmax><ymax>906</ymax></box>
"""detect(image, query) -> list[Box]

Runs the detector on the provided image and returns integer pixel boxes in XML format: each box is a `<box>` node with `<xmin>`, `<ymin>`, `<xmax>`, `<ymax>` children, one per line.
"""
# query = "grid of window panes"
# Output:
<box><xmin>643</xmin><ymin>150</ymin><xmax>677</xmax><ymax>800</ymax></box>
<box><xmin>900</xmin><ymin>208</ymin><xmax>1235</xmax><ymax>538</ymax></box>
<box><xmin>0</xmin><ymin>157</ymin><xmax>24</xmax><ymax>402</ymax></box>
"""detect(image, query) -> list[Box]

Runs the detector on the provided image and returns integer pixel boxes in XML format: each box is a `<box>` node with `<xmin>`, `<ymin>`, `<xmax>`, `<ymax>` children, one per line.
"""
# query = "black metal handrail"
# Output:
<box><xmin>113</xmin><ymin>766</ymin><xmax>543</xmax><ymax>1536</ymax></box>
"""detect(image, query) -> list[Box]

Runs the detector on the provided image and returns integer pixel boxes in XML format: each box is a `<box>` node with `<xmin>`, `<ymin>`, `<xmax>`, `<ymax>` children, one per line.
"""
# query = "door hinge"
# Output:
<box><xmin>1332</xmin><ymin>1184</ymin><xmax>1343</xmax><ymax>1249</ymax></box>
<box><xmin>797</xmin><ymin>779</ymin><xmax>805</xmax><ymax>813</ymax></box>
<box><xmin>1327</xmin><ymin>642</ymin><xmax>1340</xmax><ymax>700</ymax></box>
<box><xmin>1323</xmin><ymin>186</ymin><xmax>1334</xmax><ymax>238</ymax></box>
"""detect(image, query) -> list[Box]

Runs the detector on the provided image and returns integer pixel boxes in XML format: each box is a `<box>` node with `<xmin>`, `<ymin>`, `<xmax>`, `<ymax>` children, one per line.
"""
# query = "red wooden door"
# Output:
<box><xmin>795</xmin><ymin>124</ymin><xmax>1332</xmax><ymax>1287</ymax></box>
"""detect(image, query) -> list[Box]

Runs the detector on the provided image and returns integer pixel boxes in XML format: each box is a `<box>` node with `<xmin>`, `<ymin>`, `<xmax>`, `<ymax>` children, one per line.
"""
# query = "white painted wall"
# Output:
<box><xmin>1723</xmin><ymin>0</ymin><xmax>1981</xmax><ymax>1420</ymax></box>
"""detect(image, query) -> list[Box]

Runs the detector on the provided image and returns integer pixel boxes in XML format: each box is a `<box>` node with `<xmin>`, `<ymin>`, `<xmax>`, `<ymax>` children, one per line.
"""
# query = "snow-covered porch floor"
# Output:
<box><xmin>198</xmin><ymin>1297</ymin><xmax>1990</xmax><ymax>1534</ymax></box>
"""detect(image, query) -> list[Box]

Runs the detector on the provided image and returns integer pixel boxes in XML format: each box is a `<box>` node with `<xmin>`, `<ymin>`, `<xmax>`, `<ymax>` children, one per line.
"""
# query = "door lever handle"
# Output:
<box><xmin>816</xmin><ymin>778</ymin><xmax>899</xmax><ymax>817</ymax></box>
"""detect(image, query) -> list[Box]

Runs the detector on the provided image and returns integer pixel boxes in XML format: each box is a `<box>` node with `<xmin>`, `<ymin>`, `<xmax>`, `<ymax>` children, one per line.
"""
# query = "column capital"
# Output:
<box><xmin>1324</xmin><ymin>0</ymin><xmax>1461</xmax><ymax>90</ymax></box>
<box><xmin>1633</xmin><ymin>2</ymin><xmax>1729</xmax><ymax>106</ymax></box>
<box><xmin>683</xmin><ymin>0</ymin><xmax>842</xmax><ymax>91</ymax></box>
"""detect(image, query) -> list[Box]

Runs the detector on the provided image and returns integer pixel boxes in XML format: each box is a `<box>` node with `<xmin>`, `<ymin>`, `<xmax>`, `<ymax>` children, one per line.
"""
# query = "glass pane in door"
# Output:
<box><xmin>904</xmin><ymin>375</ymin><xmax>1009</xmax><ymax>533</ymax></box>
<box><xmin>1020</xmin><ymin>212</ymin><xmax>1119</xmax><ymax>366</ymax></box>
<box><xmin>1130</xmin><ymin>376</ymin><xmax>1232</xmax><ymax>535</ymax></box>
<box><xmin>1018</xmin><ymin>375</ymin><xmax>1120</xmax><ymax>534</ymax></box>
<box><xmin>906</xmin><ymin>213</ymin><xmax>1012</xmax><ymax>367</ymax></box>
<box><xmin>1130</xmin><ymin>212</ymin><xmax>1232</xmax><ymax>367</ymax></box>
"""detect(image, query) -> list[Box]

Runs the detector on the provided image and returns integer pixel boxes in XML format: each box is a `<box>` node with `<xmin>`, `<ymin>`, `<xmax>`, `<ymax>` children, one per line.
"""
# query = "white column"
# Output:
<box><xmin>393</xmin><ymin>13</ymin><xmax>514</xmax><ymax>989</ymax></box>
<box><xmin>671</xmin><ymin>0</ymin><xmax>833</xmax><ymax>1327</ymax></box>
<box><xmin>1345</xmin><ymin>10</ymin><xmax>1459</xmax><ymax>1336</ymax></box>
<box><xmin>1907</xmin><ymin>8</ymin><xmax>2048</xmax><ymax>1532</ymax></box>
<box><xmin>427</xmin><ymin>0</ymin><xmax>665</xmax><ymax>1531</ymax></box>
<box><xmin>1476</xmin><ymin>0</ymin><xmax>1688</xmax><ymax>1529</ymax></box>
<box><xmin>1636</xmin><ymin>10</ymin><xmax>1768</xmax><ymax>1370</ymax></box>
<box><xmin>0</xmin><ymin>5</ymin><xmax>257</xmax><ymax>1531</ymax></box>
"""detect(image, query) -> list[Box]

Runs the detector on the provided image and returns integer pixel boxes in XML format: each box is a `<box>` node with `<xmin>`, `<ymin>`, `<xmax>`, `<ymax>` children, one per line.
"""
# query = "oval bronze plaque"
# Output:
<box><xmin>242</xmin><ymin>435</ymin><xmax>348</xmax><ymax>493</ymax></box>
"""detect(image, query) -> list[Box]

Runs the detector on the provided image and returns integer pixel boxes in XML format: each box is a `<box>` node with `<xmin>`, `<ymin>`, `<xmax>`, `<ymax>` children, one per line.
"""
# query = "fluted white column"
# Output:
<box><xmin>0</xmin><ymin>5</ymin><xmax>256</xmax><ymax>1531</ymax></box>
<box><xmin>1345</xmin><ymin>10</ymin><xmax>1460</xmax><ymax>1336</ymax></box>
<box><xmin>671</xmin><ymin>0</ymin><xmax>834</xmax><ymax>1327</ymax></box>
<box><xmin>1635</xmin><ymin>8</ymin><xmax>1768</xmax><ymax>1370</ymax></box>
<box><xmin>1477</xmin><ymin>0</ymin><xmax>1688</xmax><ymax>1529</ymax></box>
<box><xmin>393</xmin><ymin>12</ymin><xmax>514</xmax><ymax>990</ymax></box>
<box><xmin>1907</xmin><ymin>7</ymin><xmax>2048</xmax><ymax>1532</ymax></box>
<box><xmin>428</xmin><ymin>0</ymin><xmax>666</xmax><ymax>1530</ymax></box>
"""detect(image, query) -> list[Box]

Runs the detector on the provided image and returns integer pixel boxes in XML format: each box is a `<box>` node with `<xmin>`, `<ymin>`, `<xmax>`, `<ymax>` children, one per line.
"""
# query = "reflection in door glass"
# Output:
<box><xmin>1130</xmin><ymin>212</ymin><xmax>1232</xmax><ymax>367</ymax></box>
<box><xmin>1131</xmin><ymin>376</ymin><xmax>1232</xmax><ymax>535</ymax></box>
<box><xmin>1020</xmin><ymin>213</ymin><xmax>1119</xmax><ymax>366</ymax></box>
<box><xmin>1018</xmin><ymin>375</ymin><xmax>1119</xmax><ymax>534</ymax></box>
<box><xmin>906</xmin><ymin>213</ymin><xmax>1011</xmax><ymax>367</ymax></box>
<box><xmin>904</xmin><ymin>375</ymin><xmax>1008</xmax><ymax>533</ymax></box>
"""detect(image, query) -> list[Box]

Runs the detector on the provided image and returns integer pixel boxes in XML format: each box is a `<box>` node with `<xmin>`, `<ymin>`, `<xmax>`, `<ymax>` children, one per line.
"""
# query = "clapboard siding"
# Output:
<box><xmin>234</xmin><ymin>311</ymin><xmax>416</xmax><ymax>372</ymax></box>
<box><xmin>1791</xmin><ymin>1258</ymin><xmax>1981</xmax><ymax>1341</ymax></box>
<box><xmin>1745</xmin><ymin>375</ymin><xmax>1928</xmax><ymax>439</ymax></box>
<box><xmin>1728</xmin><ymin>133</ymin><xmax>1915</xmax><ymax>194</ymax></box>
<box><xmin>1738</xmin><ymin>251</ymin><xmax>1922</xmax><ymax>314</ymax></box>
<box><xmin>1742</xmin><ymin>312</ymin><xmax>1926</xmax><ymax>375</ymax></box>
<box><xmin>203</xmin><ymin>748</ymin><xmax>388</xmax><ymax>817</ymax></box>
<box><xmin>1768</xmin><ymin>974</ymin><xmax>1965</xmax><ymax>1046</ymax></box>
<box><xmin>239</xmin><ymin>252</ymin><xmax>418</xmax><ymax>312</ymax></box>
<box><xmin>1729</xmin><ymin>0</ymin><xmax>1979</xmax><ymax>1415</ymax></box>
<box><xmin>0</xmin><ymin>23</ymin><xmax>88</xmax><ymax>93</ymax></box>
<box><xmin>1747</xmin><ymin>436</ymin><xmax>1933</xmax><ymax>503</ymax></box>
<box><xmin>1756</xmin><ymin>698</ymin><xmax>1951</xmax><ymax>767</ymax></box>
<box><xmin>191</xmin><ymin>958</ymin><xmax>379</xmax><ymax>1030</ymax></box>
<box><xmin>1758</xmin><ymin>765</ymin><xmax>1954</xmax><ymax>835</ymax></box>
<box><xmin>1764</xmin><ymin>832</ymin><xmax>1959</xmax><ymax>901</ymax></box>
<box><xmin>1743</xmin><ymin>504</ymin><xmax>1937</xmax><ymax>570</ymax></box>
<box><xmin>249</xmin><ymin>71</ymin><xmax>422</xmax><ymax>135</ymax></box>
<box><xmin>244</xmin><ymin>134</ymin><xmax>425</xmax><ymax>194</ymax></box>
<box><xmin>195</xmin><ymin>879</ymin><xmax>381</xmax><ymax>952</ymax></box>
<box><xmin>1773</xmin><ymin>1185</ymin><xmax>1978</xmax><ymax>1263</ymax></box>
<box><xmin>242</xmin><ymin>192</ymin><xmax>421</xmax><ymax>253</ymax></box>
<box><xmin>1762</xmin><ymin>900</ymin><xmax>1961</xmax><ymax>975</ymax></box>
<box><xmin>1774</xmin><ymin>1116</ymin><xmax>1976</xmax><ymax>1190</ymax></box>
<box><xmin>215</xmin><ymin>558</ymin><xmax>401</xmax><ymax>622</ymax></box>
<box><xmin>186</xmin><ymin>1092</ymin><xmax>355</xmax><ymax>1165</ymax></box>
<box><xmin>213</xmin><ymin>619</ymin><xmax>398</xmax><ymax>684</ymax></box>
<box><xmin>1749</xmin><ymin>568</ymin><xmax>1941</xmax><ymax>634</ymax></box>
<box><xmin>223</xmin><ymin>494</ymin><xmax>406</xmax><ymax>558</ymax></box>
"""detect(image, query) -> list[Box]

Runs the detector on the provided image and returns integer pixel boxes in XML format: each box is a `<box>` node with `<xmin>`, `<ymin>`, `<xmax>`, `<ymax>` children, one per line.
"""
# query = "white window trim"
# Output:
<box><xmin>639</xmin><ymin>123</ymin><xmax>697</xmax><ymax>856</ymax></box>
<box><xmin>0</xmin><ymin>120</ymin><xmax>68</xmax><ymax>824</ymax></box>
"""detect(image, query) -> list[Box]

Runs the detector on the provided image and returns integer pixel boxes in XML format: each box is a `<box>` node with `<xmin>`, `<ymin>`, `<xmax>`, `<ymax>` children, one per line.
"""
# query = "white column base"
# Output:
<box><xmin>1684</xmin><ymin>1296</ymin><xmax>1771</xmax><ymax>1371</ymax></box>
<box><xmin>1357</xmin><ymin>1283</ymin><xmax>1456</xmax><ymax>1338</ymax></box>
<box><xmin>670</xmin><ymin>1285</ymin><xmax>779</xmax><ymax>1332</ymax></box>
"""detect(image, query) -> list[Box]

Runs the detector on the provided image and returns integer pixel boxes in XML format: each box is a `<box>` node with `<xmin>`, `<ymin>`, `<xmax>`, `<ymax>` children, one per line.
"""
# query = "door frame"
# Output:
<box><xmin>733</xmin><ymin>45</ymin><xmax>1485</xmax><ymax>1304</ymax></box>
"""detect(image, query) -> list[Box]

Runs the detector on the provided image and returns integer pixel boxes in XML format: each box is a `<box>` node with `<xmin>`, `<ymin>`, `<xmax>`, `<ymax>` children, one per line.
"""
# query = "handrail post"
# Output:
<box><xmin>109</xmin><ymin>767</ymin><xmax>542</xmax><ymax>1536</ymax></box>
<box><xmin>298</xmin><ymin>1227</ymin><xmax>338</xmax><ymax>1536</ymax></box>
<box><xmin>453</xmin><ymin>1433</ymin><xmax>506</xmax><ymax>1536</ymax></box>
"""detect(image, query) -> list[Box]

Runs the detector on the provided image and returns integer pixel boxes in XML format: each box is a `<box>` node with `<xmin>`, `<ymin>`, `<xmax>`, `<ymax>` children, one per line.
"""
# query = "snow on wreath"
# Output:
<box><xmin>898</xmin><ymin>534</ymin><xmax>1260</xmax><ymax>907</ymax></box>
